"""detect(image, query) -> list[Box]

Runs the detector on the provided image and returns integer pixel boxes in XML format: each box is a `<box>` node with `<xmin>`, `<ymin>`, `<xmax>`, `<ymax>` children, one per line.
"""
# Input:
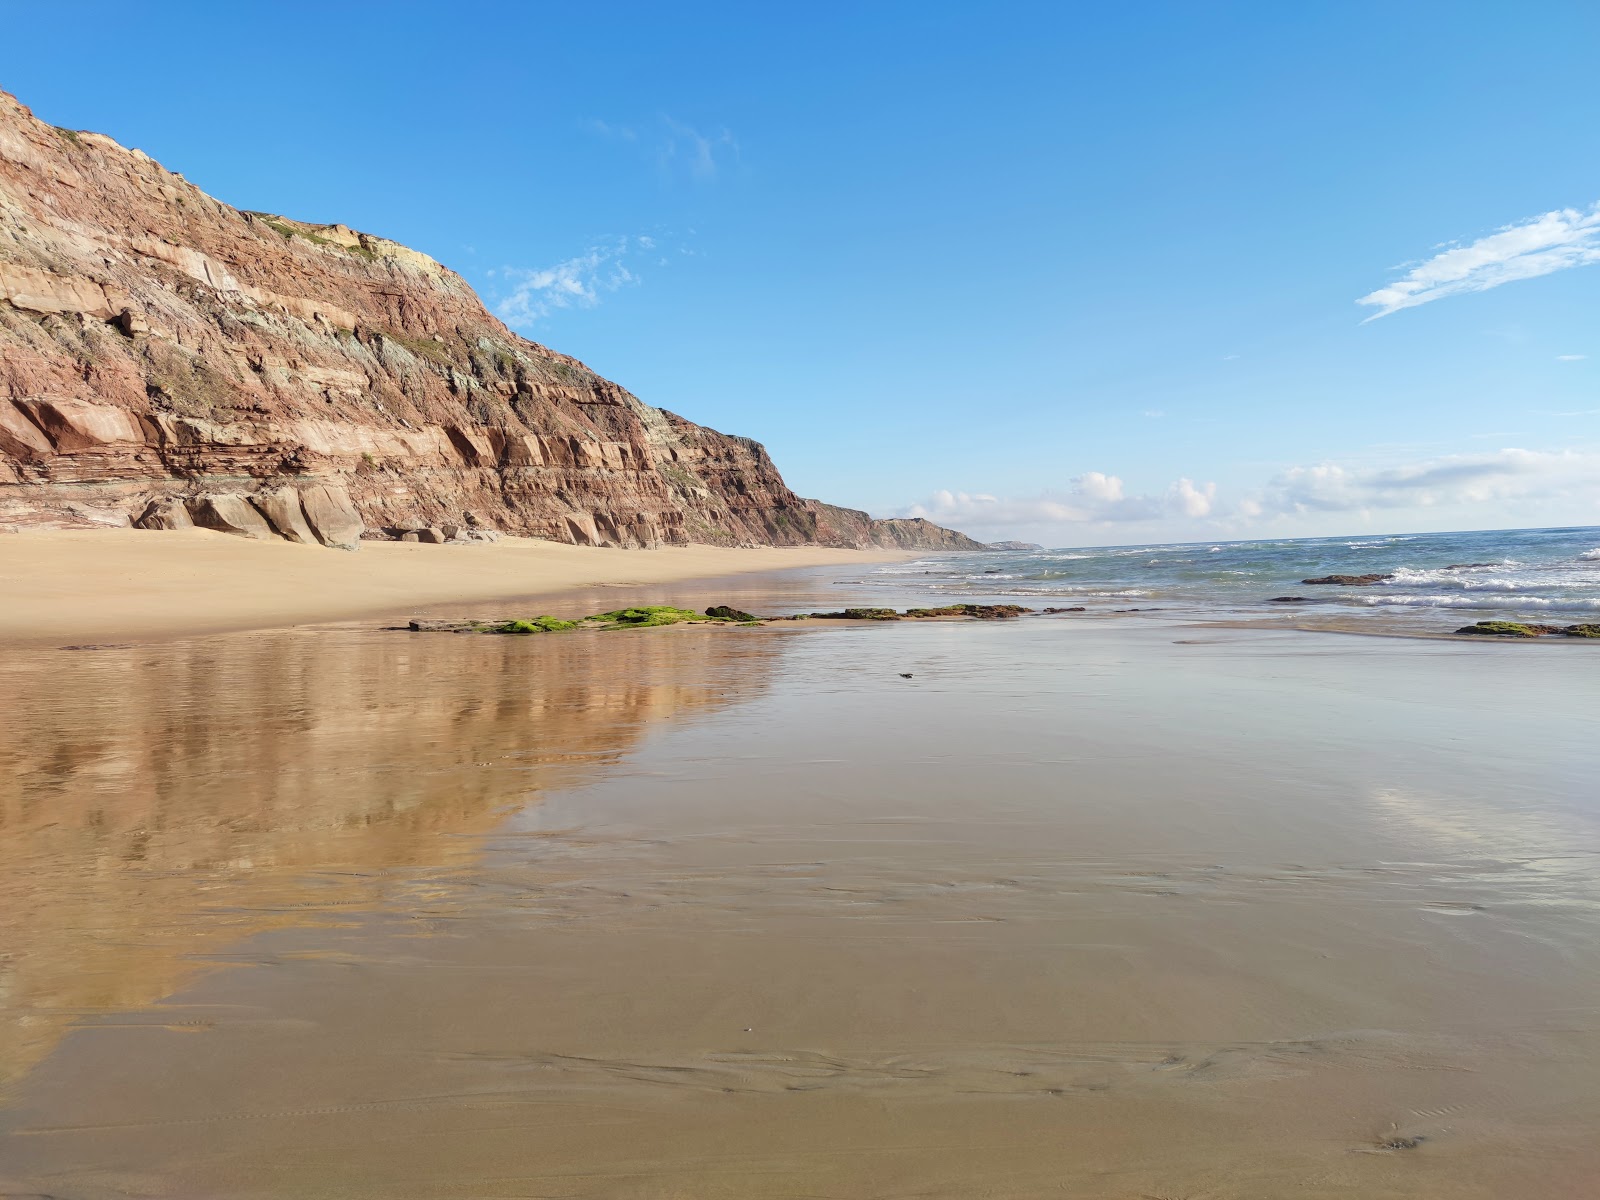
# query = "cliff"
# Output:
<box><xmin>806</xmin><ymin>501</ymin><xmax>985</xmax><ymax>551</ymax></box>
<box><xmin>0</xmin><ymin>91</ymin><xmax>976</xmax><ymax>551</ymax></box>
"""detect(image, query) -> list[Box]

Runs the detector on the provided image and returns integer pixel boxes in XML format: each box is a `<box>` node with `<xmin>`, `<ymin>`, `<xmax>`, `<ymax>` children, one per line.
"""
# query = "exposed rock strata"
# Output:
<box><xmin>0</xmin><ymin>91</ymin><xmax>975</xmax><ymax>551</ymax></box>
<box><xmin>804</xmin><ymin>501</ymin><xmax>985</xmax><ymax>551</ymax></box>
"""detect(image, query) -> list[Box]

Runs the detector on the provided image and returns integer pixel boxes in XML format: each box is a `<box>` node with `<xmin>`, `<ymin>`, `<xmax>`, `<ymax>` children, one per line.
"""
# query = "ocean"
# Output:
<box><xmin>843</xmin><ymin>524</ymin><xmax>1600</xmax><ymax>633</ymax></box>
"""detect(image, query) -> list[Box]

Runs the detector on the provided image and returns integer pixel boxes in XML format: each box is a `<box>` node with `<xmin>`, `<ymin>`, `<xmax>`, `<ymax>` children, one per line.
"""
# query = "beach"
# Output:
<box><xmin>2</xmin><ymin>559</ymin><xmax>1598</xmax><ymax>1198</ymax></box>
<box><xmin>0</xmin><ymin>528</ymin><xmax>905</xmax><ymax>646</ymax></box>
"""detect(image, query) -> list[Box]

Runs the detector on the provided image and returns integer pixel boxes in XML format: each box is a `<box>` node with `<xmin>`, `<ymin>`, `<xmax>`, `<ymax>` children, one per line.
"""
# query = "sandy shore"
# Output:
<box><xmin>0</xmin><ymin>527</ymin><xmax>906</xmax><ymax>645</ymax></box>
<box><xmin>3</xmin><ymin>616</ymin><xmax>1596</xmax><ymax>1197</ymax></box>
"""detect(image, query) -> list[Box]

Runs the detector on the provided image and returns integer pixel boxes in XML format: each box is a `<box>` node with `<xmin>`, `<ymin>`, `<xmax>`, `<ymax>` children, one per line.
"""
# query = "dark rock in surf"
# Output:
<box><xmin>1301</xmin><ymin>573</ymin><xmax>1394</xmax><ymax>586</ymax></box>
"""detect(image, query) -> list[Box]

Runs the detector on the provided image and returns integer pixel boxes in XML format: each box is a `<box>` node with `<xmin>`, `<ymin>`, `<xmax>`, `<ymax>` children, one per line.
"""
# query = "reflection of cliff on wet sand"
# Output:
<box><xmin>0</xmin><ymin>626</ymin><xmax>782</xmax><ymax>1082</ymax></box>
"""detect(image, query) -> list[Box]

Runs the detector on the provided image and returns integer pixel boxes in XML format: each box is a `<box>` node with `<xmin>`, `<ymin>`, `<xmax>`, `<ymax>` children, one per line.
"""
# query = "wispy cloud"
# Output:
<box><xmin>659</xmin><ymin>117</ymin><xmax>738</xmax><ymax>180</ymax></box>
<box><xmin>491</xmin><ymin>236</ymin><xmax>655</xmax><ymax>328</ymax></box>
<box><xmin>1557</xmin><ymin>353</ymin><xmax>1588</xmax><ymax>361</ymax></box>
<box><xmin>579</xmin><ymin>117</ymin><xmax>638</xmax><ymax>142</ymax></box>
<box><xmin>1358</xmin><ymin>204</ymin><xmax>1600</xmax><ymax>320</ymax></box>
<box><xmin>582</xmin><ymin>114</ymin><xmax>738</xmax><ymax>181</ymax></box>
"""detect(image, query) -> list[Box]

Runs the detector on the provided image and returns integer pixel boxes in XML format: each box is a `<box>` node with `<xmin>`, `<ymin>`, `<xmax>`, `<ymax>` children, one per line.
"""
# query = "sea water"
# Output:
<box><xmin>845</xmin><ymin>524</ymin><xmax>1600</xmax><ymax>632</ymax></box>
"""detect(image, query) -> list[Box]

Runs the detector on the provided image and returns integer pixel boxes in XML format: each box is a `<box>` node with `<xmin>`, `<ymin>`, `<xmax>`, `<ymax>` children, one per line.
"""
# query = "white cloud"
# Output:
<box><xmin>897</xmin><ymin>449</ymin><xmax>1598</xmax><ymax>543</ymax></box>
<box><xmin>493</xmin><ymin>237</ymin><xmax>658</xmax><ymax>328</ymax></box>
<box><xmin>1557</xmin><ymin>353</ymin><xmax>1588</xmax><ymax>361</ymax></box>
<box><xmin>902</xmin><ymin>472</ymin><xmax>1219</xmax><ymax>536</ymax></box>
<box><xmin>1358</xmin><ymin>204</ymin><xmax>1600</xmax><ymax>320</ymax></box>
<box><xmin>1253</xmin><ymin>448</ymin><xmax>1600</xmax><ymax>515</ymax></box>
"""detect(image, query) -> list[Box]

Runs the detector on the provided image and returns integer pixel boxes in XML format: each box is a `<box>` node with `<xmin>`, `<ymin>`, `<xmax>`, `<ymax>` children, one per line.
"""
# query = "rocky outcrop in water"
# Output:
<box><xmin>1302</xmin><ymin>573</ymin><xmax>1393</xmax><ymax>586</ymax></box>
<box><xmin>0</xmin><ymin>91</ymin><xmax>975</xmax><ymax>551</ymax></box>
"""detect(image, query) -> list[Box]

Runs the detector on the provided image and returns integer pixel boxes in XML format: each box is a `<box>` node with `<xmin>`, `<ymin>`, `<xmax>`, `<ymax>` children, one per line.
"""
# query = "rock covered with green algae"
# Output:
<box><xmin>407</xmin><ymin>602</ymin><xmax>1040</xmax><ymax>636</ymax></box>
<box><xmin>590</xmin><ymin>606</ymin><xmax>715</xmax><ymax>628</ymax></box>
<box><xmin>1452</xmin><ymin>620</ymin><xmax>1600</xmax><ymax>638</ymax></box>
<box><xmin>408</xmin><ymin>606</ymin><xmax>754</xmax><ymax>635</ymax></box>
<box><xmin>903</xmin><ymin>603</ymin><xmax>1031</xmax><ymax>619</ymax></box>
<box><xmin>803</xmin><ymin>604</ymin><xmax>1033</xmax><ymax>622</ymax></box>
<box><xmin>494</xmin><ymin>616</ymin><xmax>579</xmax><ymax>634</ymax></box>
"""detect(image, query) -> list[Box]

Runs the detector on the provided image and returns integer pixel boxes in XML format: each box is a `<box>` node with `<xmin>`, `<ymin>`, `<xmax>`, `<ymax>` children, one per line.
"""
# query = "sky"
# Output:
<box><xmin>3</xmin><ymin>1</ymin><xmax>1598</xmax><ymax>546</ymax></box>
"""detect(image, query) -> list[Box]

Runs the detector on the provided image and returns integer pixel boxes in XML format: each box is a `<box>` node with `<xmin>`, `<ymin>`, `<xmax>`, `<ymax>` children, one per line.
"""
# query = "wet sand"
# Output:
<box><xmin>2</xmin><ymin>603</ymin><xmax>1598</xmax><ymax>1198</ymax></box>
<box><xmin>0</xmin><ymin>527</ymin><xmax>903</xmax><ymax>646</ymax></box>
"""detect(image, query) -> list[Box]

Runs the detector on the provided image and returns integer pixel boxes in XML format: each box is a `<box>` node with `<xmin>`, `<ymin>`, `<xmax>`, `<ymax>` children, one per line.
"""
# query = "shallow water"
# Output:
<box><xmin>2</xmin><ymin>608</ymin><xmax>1598</xmax><ymax>1197</ymax></box>
<box><xmin>844</xmin><ymin>524</ymin><xmax>1600</xmax><ymax>634</ymax></box>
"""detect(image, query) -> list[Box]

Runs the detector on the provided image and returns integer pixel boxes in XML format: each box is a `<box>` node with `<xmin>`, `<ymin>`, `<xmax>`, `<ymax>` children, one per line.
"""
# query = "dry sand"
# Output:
<box><xmin>0</xmin><ymin>527</ymin><xmax>905</xmax><ymax>645</ymax></box>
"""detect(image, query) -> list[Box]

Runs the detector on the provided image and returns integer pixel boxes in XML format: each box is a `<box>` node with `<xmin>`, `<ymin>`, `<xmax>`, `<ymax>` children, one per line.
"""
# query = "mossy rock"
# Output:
<box><xmin>809</xmin><ymin>607</ymin><xmax>902</xmax><ymax>621</ymax></box>
<box><xmin>1454</xmin><ymin>621</ymin><xmax>1550</xmax><ymax>638</ymax></box>
<box><xmin>591</xmin><ymin>606</ymin><xmax>708</xmax><ymax>628</ymax></box>
<box><xmin>495</xmin><ymin>615</ymin><xmax>579</xmax><ymax>634</ymax></box>
<box><xmin>905</xmin><ymin>603</ymin><xmax>1031</xmax><ymax>619</ymax></box>
<box><xmin>705</xmin><ymin>605</ymin><xmax>755</xmax><ymax>621</ymax></box>
<box><xmin>1564</xmin><ymin>624</ymin><xmax>1600</xmax><ymax>638</ymax></box>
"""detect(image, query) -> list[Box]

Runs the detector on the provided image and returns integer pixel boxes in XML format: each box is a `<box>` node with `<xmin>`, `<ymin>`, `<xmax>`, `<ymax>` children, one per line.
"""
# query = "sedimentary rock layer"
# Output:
<box><xmin>0</xmin><ymin>91</ymin><xmax>978</xmax><ymax>550</ymax></box>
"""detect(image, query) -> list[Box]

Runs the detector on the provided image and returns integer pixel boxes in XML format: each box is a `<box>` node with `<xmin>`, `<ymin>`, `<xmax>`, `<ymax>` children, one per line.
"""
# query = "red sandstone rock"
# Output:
<box><xmin>189</xmin><ymin>495</ymin><xmax>273</xmax><ymax>540</ymax></box>
<box><xmin>0</xmin><ymin>91</ymin><xmax>979</xmax><ymax>551</ymax></box>
<box><xmin>298</xmin><ymin>484</ymin><xmax>363</xmax><ymax>550</ymax></box>
<box><xmin>253</xmin><ymin>487</ymin><xmax>319</xmax><ymax>545</ymax></box>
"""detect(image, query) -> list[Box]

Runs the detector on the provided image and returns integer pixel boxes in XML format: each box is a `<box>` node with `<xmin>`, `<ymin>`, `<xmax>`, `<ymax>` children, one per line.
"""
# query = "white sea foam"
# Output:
<box><xmin>1580</xmin><ymin>549</ymin><xmax>1600</xmax><ymax>561</ymax></box>
<box><xmin>1387</xmin><ymin>568</ymin><xmax>1534</xmax><ymax>591</ymax></box>
<box><xmin>1354</xmin><ymin>593</ymin><xmax>1600</xmax><ymax>611</ymax></box>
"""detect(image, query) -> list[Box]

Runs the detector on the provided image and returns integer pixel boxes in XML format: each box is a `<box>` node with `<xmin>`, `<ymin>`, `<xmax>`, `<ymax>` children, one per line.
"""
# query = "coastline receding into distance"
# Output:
<box><xmin>4</xmin><ymin>11</ymin><xmax>1600</xmax><ymax>1198</ymax></box>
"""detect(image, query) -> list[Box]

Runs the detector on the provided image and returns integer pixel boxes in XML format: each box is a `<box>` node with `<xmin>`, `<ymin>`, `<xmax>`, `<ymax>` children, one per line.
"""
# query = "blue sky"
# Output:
<box><xmin>4</xmin><ymin>1</ymin><xmax>1598</xmax><ymax>545</ymax></box>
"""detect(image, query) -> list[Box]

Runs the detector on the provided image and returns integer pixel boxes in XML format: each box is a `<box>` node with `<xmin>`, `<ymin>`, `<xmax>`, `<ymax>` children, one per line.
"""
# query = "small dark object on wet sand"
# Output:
<box><xmin>1302</xmin><ymin>573</ymin><xmax>1394</xmax><ymax>586</ymax></box>
<box><xmin>705</xmin><ymin>605</ymin><xmax>755</xmax><ymax>621</ymax></box>
<box><xmin>59</xmin><ymin>643</ymin><xmax>135</xmax><ymax>651</ymax></box>
<box><xmin>899</xmin><ymin>673</ymin><xmax>913</xmax><ymax>679</ymax></box>
<box><xmin>1376</xmin><ymin>1134</ymin><xmax>1426</xmax><ymax>1152</ymax></box>
<box><xmin>1266</xmin><ymin>596</ymin><xmax>1314</xmax><ymax>604</ymax></box>
<box><xmin>1042</xmin><ymin>606</ymin><xmax>1087</xmax><ymax>613</ymax></box>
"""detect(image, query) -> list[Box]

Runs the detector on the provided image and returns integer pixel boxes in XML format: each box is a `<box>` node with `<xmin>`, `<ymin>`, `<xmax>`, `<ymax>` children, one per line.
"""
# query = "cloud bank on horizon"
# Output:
<box><xmin>903</xmin><ymin>448</ymin><xmax>1600</xmax><ymax>545</ymax></box>
<box><xmin>1358</xmin><ymin>203</ymin><xmax>1600</xmax><ymax>320</ymax></box>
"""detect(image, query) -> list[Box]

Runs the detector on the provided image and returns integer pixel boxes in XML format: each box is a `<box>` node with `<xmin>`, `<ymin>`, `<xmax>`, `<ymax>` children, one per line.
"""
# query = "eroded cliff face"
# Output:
<box><xmin>0</xmin><ymin>91</ymin><xmax>976</xmax><ymax>550</ymax></box>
